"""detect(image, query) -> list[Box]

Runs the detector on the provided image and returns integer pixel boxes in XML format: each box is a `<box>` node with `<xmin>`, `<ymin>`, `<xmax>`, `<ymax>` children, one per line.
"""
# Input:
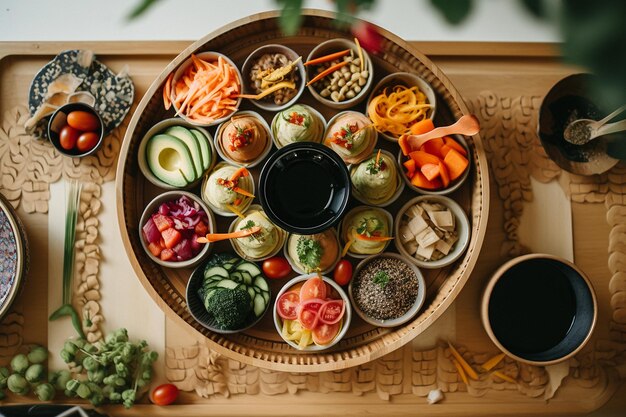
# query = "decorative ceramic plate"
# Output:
<box><xmin>28</xmin><ymin>49</ymin><xmax>135</xmax><ymax>139</ymax></box>
<box><xmin>0</xmin><ymin>194</ymin><xmax>28</xmax><ymax>321</ymax></box>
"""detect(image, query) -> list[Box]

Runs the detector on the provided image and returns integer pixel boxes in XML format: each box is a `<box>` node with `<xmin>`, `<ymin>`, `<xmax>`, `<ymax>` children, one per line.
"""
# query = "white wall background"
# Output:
<box><xmin>0</xmin><ymin>0</ymin><xmax>559</xmax><ymax>42</ymax></box>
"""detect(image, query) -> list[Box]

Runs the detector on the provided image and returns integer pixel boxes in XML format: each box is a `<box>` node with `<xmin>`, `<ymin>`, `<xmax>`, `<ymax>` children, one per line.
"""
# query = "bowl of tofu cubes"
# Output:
<box><xmin>394</xmin><ymin>195</ymin><xmax>470</xmax><ymax>269</ymax></box>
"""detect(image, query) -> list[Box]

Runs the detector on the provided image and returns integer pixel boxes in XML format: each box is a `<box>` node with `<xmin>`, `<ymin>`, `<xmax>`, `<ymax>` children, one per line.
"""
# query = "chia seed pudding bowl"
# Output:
<box><xmin>349</xmin><ymin>252</ymin><xmax>426</xmax><ymax>327</ymax></box>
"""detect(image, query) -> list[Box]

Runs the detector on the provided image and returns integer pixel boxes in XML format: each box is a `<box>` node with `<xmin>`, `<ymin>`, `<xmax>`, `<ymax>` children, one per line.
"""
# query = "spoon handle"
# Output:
<box><xmin>593</xmin><ymin>104</ymin><xmax>626</xmax><ymax>128</ymax></box>
<box><xmin>595</xmin><ymin>119</ymin><xmax>626</xmax><ymax>137</ymax></box>
<box><xmin>408</xmin><ymin>126</ymin><xmax>455</xmax><ymax>149</ymax></box>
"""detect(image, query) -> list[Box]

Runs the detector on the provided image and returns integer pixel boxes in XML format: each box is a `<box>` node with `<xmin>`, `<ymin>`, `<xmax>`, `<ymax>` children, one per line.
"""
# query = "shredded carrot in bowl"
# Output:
<box><xmin>367</xmin><ymin>85</ymin><xmax>432</xmax><ymax>138</ymax></box>
<box><xmin>164</xmin><ymin>53</ymin><xmax>242</xmax><ymax>125</ymax></box>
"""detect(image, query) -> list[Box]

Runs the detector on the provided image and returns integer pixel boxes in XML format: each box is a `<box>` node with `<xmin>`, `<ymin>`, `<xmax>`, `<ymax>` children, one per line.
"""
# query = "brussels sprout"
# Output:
<box><xmin>82</xmin><ymin>356</ymin><xmax>99</xmax><ymax>372</ymax></box>
<box><xmin>59</xmin><ymin>349</ymin><xmax>74</xmax><ymax>363</ymax></box>
<box><xmin>66</xmin><ymin>379</ymin><xmax>80</xmax><ymax>393</ymax></box>
<box><xmin>63</xmin><ymin>341</ymin><xmax>78</xmax><ymax>355</ymax></box>
<box><xmin>77</xmin><ymin>382</ymin><xmax>92</xmax><ymax>399</ymax></box>
<box><xmin>10</xmin><ymin>354</ymin><xmax>29</xmax><ymax>374</ymax></box>
<box><xmin>7</xmin><ymin>374</ymin><xmax>29</xmax><ymax>395</ymax></box>
<box><xmin>25</xmin><ymin>364</ymin><xmax>45</xmax><ymax>383</ymax></box>
<box><xmin>0</xmin><ymin>367</ymin><xmax>9</xmax><ymax>389</ymax></box>
<box><xmin>53</xmin><ymin>370</ymin><xmax>72</xmax><ymax>391</ymax></box>
<box><xmin>34</xmin><ymin>383</ymin><xmax>56</xmax><ymax>401</ymax></box>
<box><xmin>27</xmin><ymin>346</ymin><xmax>48</xmax><ymax>364</ymax></box>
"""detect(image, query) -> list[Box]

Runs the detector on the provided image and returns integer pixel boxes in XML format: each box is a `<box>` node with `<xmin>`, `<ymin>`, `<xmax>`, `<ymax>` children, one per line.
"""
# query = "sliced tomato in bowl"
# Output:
<box><xmin>312</xmin><ymin>322</ymin><xmax>341</xmax><ymax>345</ymax></box>
<box><xmin>297</xmin><ymin>298</ymin><xmax>325</xmax><ymax>330</ymax></box>
<box><xmin>300</xmin><ymin>276</ymin><xmax>327</xmax><ymax>301</ymax></box>
<box><xmin>319</xmin><ymin>299</ymin><xmax>345</xmax><ymax>325</ymax></box>
<box><xmin>277</xmin><ymin>291</ymin><xmax>300</xmax><ymax>320</ymax></box>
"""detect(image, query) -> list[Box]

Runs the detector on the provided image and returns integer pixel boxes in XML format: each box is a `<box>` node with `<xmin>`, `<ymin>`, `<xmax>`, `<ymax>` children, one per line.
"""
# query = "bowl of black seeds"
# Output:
<box><xmin>349</xmin><ymin>252</ymin><xmax>426</xmax><ymax>327</ymax></box>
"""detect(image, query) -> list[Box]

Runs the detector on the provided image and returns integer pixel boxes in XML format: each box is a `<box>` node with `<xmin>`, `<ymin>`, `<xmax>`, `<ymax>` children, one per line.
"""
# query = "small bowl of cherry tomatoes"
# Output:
<box><xmin>273</xmin><ymin>273</ymin><xmax>352</xmax><ymax>351</ymax></box>
<box><xmin>48</xmin><ymin>102</ymin><xmax>104</xmax><ymax>157</ymax></box>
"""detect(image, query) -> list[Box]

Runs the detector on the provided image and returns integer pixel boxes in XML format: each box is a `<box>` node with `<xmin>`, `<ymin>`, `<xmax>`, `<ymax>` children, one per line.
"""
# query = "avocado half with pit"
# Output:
<box><xmin>145</xmin><ymin>126</ymin><xmax>213</xmax><ymax>187</ymax></box>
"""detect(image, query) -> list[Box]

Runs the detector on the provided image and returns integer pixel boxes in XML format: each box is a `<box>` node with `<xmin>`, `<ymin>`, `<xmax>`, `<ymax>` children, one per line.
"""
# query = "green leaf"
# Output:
<box><xmin>430</xmin><ymin>0</ymin><xmax>473</xmax><ymax>25</ymax></box>
<box><xmin>277</xmin><ymin>0</ymin><xmax>303</xmax><ymax>36</ymax></box>
<box><xmin>127</xmin><ymin>0</ymin><xmax>161</xmax><ymax>20</ymax></box>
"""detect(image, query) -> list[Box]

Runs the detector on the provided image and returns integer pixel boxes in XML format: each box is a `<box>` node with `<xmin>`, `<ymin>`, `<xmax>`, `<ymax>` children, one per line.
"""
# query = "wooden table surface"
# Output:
<box><xmin>0</xmin><ymin>40</ymin><xmax>624</xmax><ymax>416</ymax></box>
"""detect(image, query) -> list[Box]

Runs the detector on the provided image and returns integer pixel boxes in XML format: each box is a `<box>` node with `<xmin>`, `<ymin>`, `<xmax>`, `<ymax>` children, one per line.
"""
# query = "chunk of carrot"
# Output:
<box><xmin>409</xmin><ymin>118</ymin><xmax>435</xmax><ymax>135</ymax></box>
<box><xmin>148</xmin><ymin>242</ymin><xmax>163</xmax><ymax>257</ymax></box>
<box><xmin>439</xmin><ymin>161</ymin><xmax>450</xmax><ymax>187</ymax></box>
<box><xmin>444</xmin><ymin>136</ymin><xmax>467</xmax><ymax>156</ymax></box>
<box><xmin>410</xmin><ymin>171</ymin><xmax>442</xmax><ymax>190</ymax></box>
<box><xmin>403</xmin><ymin>159</ymin><xmax>416</xmax><ymax>176</ymax></box>
<box><xmin>398</xmin><ymin>134</ymin><xmax>411</xmax><ymax>156</ymax></box>
<box><xmin>409</xmin><ymin>150</ymin><xmax>441</xmax><ymax>168</ymax></box>
<box><xmin>421</xmin><ymin>163</ymin><xmax>440</xmax><ymax>181</ymax></box>
<box><xmin>420</xmin><ymin>137</ymin><xmax>445</xmax><ymax>158</ymax></box>
<box><xmin>440</xmin><ymin>144</ymin><xmax>452</xmax><ymax>157</ymax></box>
<box><xmin>444</xmin><ymin>148</ymin><xmax>469</xmax><ymax>181</ymax></box>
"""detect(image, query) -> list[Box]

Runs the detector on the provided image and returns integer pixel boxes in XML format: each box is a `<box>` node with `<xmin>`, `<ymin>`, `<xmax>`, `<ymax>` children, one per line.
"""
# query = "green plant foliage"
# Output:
<box><xmin>430</xmin><ymin>0</ymin><xmax>473</xmax><ymax>25</ymax></box>
<box><xmin>277</xmin><ymin>0</ymin><xmax>303</xmax><ymax>36</ymax></box>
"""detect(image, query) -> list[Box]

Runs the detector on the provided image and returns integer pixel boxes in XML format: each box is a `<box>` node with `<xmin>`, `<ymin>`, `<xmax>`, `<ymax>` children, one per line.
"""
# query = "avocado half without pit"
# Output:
<box><xmin>142</xmin><ymin>123</ymin><xmax>214</xmax><ymax>188</ymax></box>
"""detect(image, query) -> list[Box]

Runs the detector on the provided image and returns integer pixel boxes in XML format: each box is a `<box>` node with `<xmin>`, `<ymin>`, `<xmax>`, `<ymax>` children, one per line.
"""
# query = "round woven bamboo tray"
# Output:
<box><xmin>116</xmin><ymin>9</ymin><xmax>489</xmax><ymax>372</ymax></box>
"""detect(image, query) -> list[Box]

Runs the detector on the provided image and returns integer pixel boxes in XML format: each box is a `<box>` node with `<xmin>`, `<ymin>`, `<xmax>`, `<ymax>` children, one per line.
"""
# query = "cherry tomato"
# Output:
<box><xmin>299</xmin><ymin>276</ymin><xmax>326</xmax><ymax>301</ymax></box>
<box><xmin>312</xmin><ymin>322</ymin><xmax>340</xmax><ymax>345</ymax></box>
<box><xmin>333</xmin><ymin>259</ymin><xmax>353</xmax><ymax>286</ymax></box>
<box><xmin>76</xmin><ymin>132</ymin><xmax>100</xmax><ymax>152</ymax></box>
<box><xmin>263</xmin><ymin>256</ymin><xmax>292</xmax><ymax>279</ymax></box>
<box><xmin>67</xmin><ymin>110</ymin><xmax>100</xmax><ymax>131</ymax></box>
<box><xmin>319</xmin><ymin>299</ymin><xmax>345</xmax><ymax>325</ymax></box>
<box><xmin>150</xmin><ymin>383</ymin><xmax>179</xmax><ymax>406</ymax></box>
<box><xmin>276</xmin><ymin>291</ymin><xmax>300</xmax><ymax>320</ymax></box>
<box><xmin>59</xmin><ymin>125</ymin><xmax>80</xmax><ymax>150</ymax></box>
<box><xmin>297</xmin><ymin>298</ymin><xmax>324</xmax><ymax>330</ymax></box>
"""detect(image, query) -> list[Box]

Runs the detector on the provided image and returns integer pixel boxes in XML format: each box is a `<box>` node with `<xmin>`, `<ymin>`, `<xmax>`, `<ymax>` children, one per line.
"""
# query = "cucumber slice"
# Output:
<box><xmin>236</xmin><ymin>283</ymin><xmax>248</xmax><ymax>292</ymax></box>
<box><xmin>253</xmin><ymin>276</ymin><xmax>269</xmax><ymax>292</ymax></box>
<box><xmin>222</xmin><ymin>258</ymin><xmax>239</xmax><ymax>271</ymax></box>
<box><xmin>204</xmin><ymin>266</ymin><xmax>229</xmax><ymax>280</ymax></box>
<box><xmin>229</xmin><ymin>271</ymin><xmax>245</xmax><ymax>284</ymax></box>
<box><xmin>239</xmin><ymin>271</ymin><xmax>253</xmax><ymax>285</ymax></box>
<box><xmin>253</xmin><ymin>293</ymin><xmax>266</xmax><ymax>317</ymax></box>
<box><xmin>216</xmin><ymin>279</ymin><xmax>239</xmax><ymax>290</ymax></box>
<box><xmin>247</xmin><ymin>287</ymin><xmax>256</xmax><ymax>301</ymax></box>
<box><xmin>236</xmin><ymin>261</ymin><xmax>262</xmax><ymax>277</ymax></box>
<box><xmin>261</xmin><ymin>291</ymin><xmax>269</xmax><ymax>304</ymax></box>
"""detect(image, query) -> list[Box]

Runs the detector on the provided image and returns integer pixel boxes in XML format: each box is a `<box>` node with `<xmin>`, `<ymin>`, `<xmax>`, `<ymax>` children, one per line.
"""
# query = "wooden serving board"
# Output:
<box><xmin>0</xmin><ymin>36</ymin><xmax>625</xmax><ymax>416</ymax></box>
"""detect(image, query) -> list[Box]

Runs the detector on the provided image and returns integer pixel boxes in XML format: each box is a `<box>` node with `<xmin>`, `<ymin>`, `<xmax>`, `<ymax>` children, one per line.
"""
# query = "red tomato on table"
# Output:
<box><xmin>333</xmin><ymin>259</ymin><xmax>353</xmax><ymax>286</ymax></box>
<box><xmin>59</xmin><ymin>125</ymin><xmax>80</xmax><ymax>150</ymax></box>
<box><xmin>150</xmin><ymin>383</ymin><xmax>179</xmax><ymax>406</ymax></box>
<box><xmin>263</xmin><ymin>256</ymin><xmax>292</xmax><ymax>279</ymax></box>
<box><xmin>76</xmin><ymin>132</ymin><xmax>99</xmax><ymax>152</ymax></box>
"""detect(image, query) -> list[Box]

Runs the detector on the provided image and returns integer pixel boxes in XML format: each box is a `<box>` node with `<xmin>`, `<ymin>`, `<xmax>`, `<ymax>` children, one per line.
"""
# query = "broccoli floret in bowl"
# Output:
<box><xmin>207</xmin><ymin>289</ymin><xmax>252</xmax><ymax>330</ymax></box>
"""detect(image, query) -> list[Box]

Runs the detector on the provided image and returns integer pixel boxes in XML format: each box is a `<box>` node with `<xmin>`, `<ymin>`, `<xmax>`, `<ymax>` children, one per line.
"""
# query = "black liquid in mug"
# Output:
<box><xmin>489</xmin><ymin>260</ymin><xmax>576</xmax><ymax>355</ymax></box>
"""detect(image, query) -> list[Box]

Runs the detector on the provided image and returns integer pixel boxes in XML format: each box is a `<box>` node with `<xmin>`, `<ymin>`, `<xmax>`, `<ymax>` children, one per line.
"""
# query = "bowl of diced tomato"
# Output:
<box><xmin>274</xmin><ymin>274</ymin><xmax>351</xmax><ymax>351</ymax></box>
<box><xmin>397</xmin><ymin>119</ymin><xmax>471</xmax><ymax>195</ymax></box>
<box><xmin>139</xmin><ymin>191</ymin><xmax>215</xmax><ymax>268</ymax></box>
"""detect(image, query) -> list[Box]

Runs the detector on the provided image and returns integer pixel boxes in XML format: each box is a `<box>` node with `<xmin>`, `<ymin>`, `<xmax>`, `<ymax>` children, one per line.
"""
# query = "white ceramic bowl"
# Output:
<box><xmin>366</xmin><ymin>72</ymin><xmax>437</xmax><ymax>143</ymax></box>
<box><xmin>283</xmin><ymin>228</ymin><xmax>341</xmax><ymax>275</ymax></box>
<box><xmin>201</xmin><ymin>161</ymin><xmax>255</xmax><ymax>217</ymax></box>
<box><xmin>138</xmin><ymin>118</ymin><xmax>217</xmax><ymax>190</ymax></box>
<box><xmin>338</xmin><ymin>205</ymin><xmax>394</xmax><ymax>259</ymax></box>
<box><xmin>228</xmin><ymin>204</ymin><xmax>288</xmax><ymax>262</ymax></box>
<box><xmin>397</xmin><ymin>134</ymin><xmax>471</xmax><ymax>196</ymax></box>
<box><xmin>241</xmin><ymin>44</ymin><xmax>306</xmax><ymax>112</ymax></box>
<box><xmin>348</xmin><ymin>252</ymin><xmax>426</xmax><ymax>327</ymax></box>
<box><xmin>306</xmin><ymin>38</ymin><xmax>374</xmax><ymax>110</ymax></box>
<box><xmin>214</xmin><ymin>110</ymin><xmax>274</xmax><ymax>168</ymax></box>
<box><xmin>394</xmin><ymin>195</ymin><xmax>470</xmax><ymax>269</ymax></box>
<box><xmin>139</xmin><ymin>191</ymin><xmax>215</xmax><ymax>269</ymax></box>
<box><xmin>270</xmin><ymin>104</ymin><xmax>327</xmax><ymax>149</ymax></box>
<box><xmin>170</xmin><ymin>51</ymin><xmax>242</xmax><ymax>126</ymax></box>
<box><xmin>349</xmin><ymin>149</ymin><xmax>405</xmax><ymax>207</ymax></box>
<box><xmin>324</xmin><ymin>110</ymin><xmax>378</xmax><ymax>165</ymax></box>
<box><xmin>273</xmin><ymin>274</ymin><xmax>352</xmax><ymax>351</ymax></box>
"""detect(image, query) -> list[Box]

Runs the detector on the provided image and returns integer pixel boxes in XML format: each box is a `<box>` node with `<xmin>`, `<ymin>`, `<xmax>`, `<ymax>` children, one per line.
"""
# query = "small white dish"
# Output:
<box><xmin>338</xmin><ymin>206</ymin><xmax>394</xmax><ymax>259</ymax></box>
<box><xmin>214</xmin><ymin>110</ymin><xmax>274</xmax><ymax>168</ymax></box>
<box><xmin>200</xmin><ymin>162</ymin><xmax>255</xmax><ymax>218</ymax></box>
<box><xmin>349</xmin><ymin>149</ymin><xmax>405</xmax><ymax>207</ymax></box>
<box><xmin>228</xmin><ymin>204</ymin><xmax>288</xmax><ymax>262</ymax></box>
<box><xmin>283</xmin><ymin>228</ymin><xmax>341</xmax><ymax>275</ymax></box>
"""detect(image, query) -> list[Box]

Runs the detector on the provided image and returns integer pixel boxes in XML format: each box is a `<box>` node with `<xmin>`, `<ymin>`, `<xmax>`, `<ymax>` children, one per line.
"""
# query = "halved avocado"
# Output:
<box><xmin>165</xmin><ymin>126</ymin><xmax>203</xmax><ymax>178</ymax></box>
<box><xmin>191</xmin><ymin>129</ymin><xmax>212</xmax><ymax>171</ymax></box>
<box><xmin>146</xmin><ymin>134</ymin><xmax>196</xmax><ymax>187</ymax></box>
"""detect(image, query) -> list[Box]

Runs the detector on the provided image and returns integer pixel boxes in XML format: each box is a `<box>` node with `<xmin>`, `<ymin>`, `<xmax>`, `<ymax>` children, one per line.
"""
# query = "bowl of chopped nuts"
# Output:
<box><xmin>305</xmin><ymin>38</ymin><xmax>374</xmax><ymax>110</ymax></box>
<box><xmin>241</xmin><ymin>44</ymin><xmax>306</xmax><ymax>112</ymax></box>
<box><xmin>394</xmin><ymin>195</ymin><xmax>470</xmax><ymax>269</ymax></box>
<box><xmin>349</xmin><ymin>252</ymin><xmax>426</xmax><ymax>327</ymax></box>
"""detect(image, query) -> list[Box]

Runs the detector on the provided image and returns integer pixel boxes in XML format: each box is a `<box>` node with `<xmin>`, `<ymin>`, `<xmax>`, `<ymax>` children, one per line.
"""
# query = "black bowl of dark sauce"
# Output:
<box><xmin>259</xmin><ymin>142</ymin><xmax>350</xmax><ymax>234</ymax></box>
<box><xmin>482</xmin><ymin>254</ymin><xmax>597</xmax><ymax>365</ymax></box>
<box><xmin>538</xmin><ymin>73</ymin><xmax>622</xmax><ymax>175</ymax></box>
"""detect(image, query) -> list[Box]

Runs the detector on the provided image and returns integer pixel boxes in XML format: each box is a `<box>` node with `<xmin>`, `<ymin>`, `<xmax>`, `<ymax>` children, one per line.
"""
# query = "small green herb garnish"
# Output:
<box><xmin>240</xmin><ymin>220</ymin><xmax>256</xmax><ymax>231</ymax></box>
<box><xmin>296</xmin><ymin>236</ymin><xmax>323</xmax><ymax>271</ymax></box>
<box><xmin>372</xmin><ymin>270</ymin><xmax>390</xmax><ymax>288</ymax></box>
<box><xmin>366</xmin><ymin>156</ymin><xmax>386</xmax><ymax>175</ymax></box>
<box><xmin>356</xmin><ymin>217</ymin><xmax>383</xmax><ymax>237</ymax></box>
